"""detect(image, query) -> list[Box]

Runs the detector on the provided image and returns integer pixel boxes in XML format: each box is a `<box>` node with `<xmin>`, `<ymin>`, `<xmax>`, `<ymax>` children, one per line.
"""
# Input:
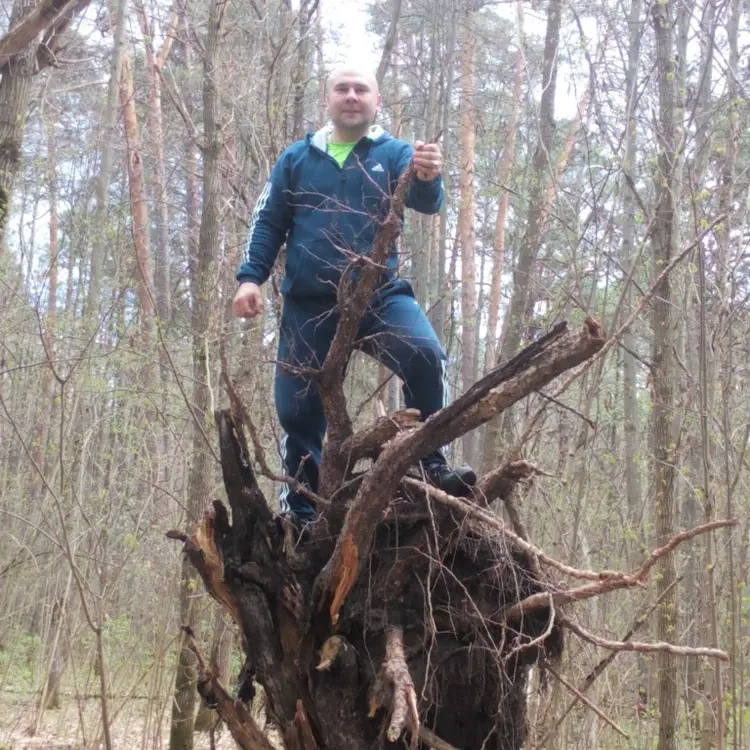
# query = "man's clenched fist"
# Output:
<box><xmin>233</xmin><ymin>282</ymin><xmax>264</xmax><ymax>318</ymax></box>
<box><xmin>412</xmin><ymin>140</ymin><xmax>443</xmax><ymax>182</ymax></box>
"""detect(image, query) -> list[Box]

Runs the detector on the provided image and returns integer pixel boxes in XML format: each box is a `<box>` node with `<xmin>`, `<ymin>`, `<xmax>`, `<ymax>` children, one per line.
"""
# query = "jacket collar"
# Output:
<box><xmin>311</xmin><ymin>123</ymin><xmax>386</xmax><ymax>151</ymax></box>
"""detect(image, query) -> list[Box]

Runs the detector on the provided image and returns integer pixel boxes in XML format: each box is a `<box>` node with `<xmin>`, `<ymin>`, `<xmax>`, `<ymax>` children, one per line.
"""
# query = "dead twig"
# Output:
<box><xmin>501</xmin><ymin>519</ymin><xmax>737</xmax><ymax>621</ymax></box>
<box><xmin>219</xmin><ymin>350</ymin><xmax>330</xmax><ymax>507</ymax></box>
<box><xmin>561</xmin><ymin>615</ymin><xmax>729</xmax><ymax>661</ymax></box>
<box><xmin>633</xmin><ymin>519</ymin><xmax>736</xmax><ymax>581</ymax></box>
<box><xmin>318</xmin><ymin>162</ymin><xmax>417</xmax><ymax>493</ymax></box>
<box><xmin>537</xmin><ymin>576</ymin><xmax>682</xmax><ymax>747</ymax></box>
<box><xmin>409</xmin><ymin>478</ymin><xmax>627</xmax><ymax>583</ymax></box>
<box><xmin>546</xmin><ymin>665</ymin><xmax>630</xmax><ymax>740</ymax></box>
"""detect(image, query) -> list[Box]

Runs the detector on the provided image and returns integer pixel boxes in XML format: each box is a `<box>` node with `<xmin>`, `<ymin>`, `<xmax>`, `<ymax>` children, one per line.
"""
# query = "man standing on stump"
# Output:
<box><xmin>233</xmin><ymin>65</ymin><xmax>476</xmax><ymax>529</ymax></box>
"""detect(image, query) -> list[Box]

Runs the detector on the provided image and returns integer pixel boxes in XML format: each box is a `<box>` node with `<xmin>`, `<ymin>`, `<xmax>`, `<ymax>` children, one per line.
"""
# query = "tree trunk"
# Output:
<box><xmin>33</xmin><ymin>112</ymin><xmax>60</xmax><ymax>471</ymax></box>
<box><xmin>120</xmin><ymin>52</ymin><xmax>156</xmax><ymax>344</ymax></box>
<box><xmin>291</xmin><ymin>0</ymin><xmax>315</xmax><ymax>141</ymax></box>
<box><xmin>482</xmin><ymin>0</ymin><xmax>561</xmax><ymax>463</ymax></box>
<box><xmin>194</xmin><ymin>608</ymin><xmax>233</xmax><ymax>732</ymax></box>
<box><xmin>621</xmin><ymin>0</ymin><xmax>644</xmax><ymax>567</ymax></box>
<box><xmin>170</xmin><ymin>555</ymin><xmax>199</xmax><ymax>749</ymax></box>
<box><xmin>650</xmin><ymin>2</ymin><xmax>679</xmax><ymax>748</ymax></box>
<box><xmin>0</xmin><ymin>0</ymin><xmax>35</xmax><ymax>251</ymax></box>
<box><xmin>430</xmin><ymin>1</ymin><xmax>456</xmax><ymax>345</ymax></box>
<box><xmin>484</xmin><ymin>0</ymin><xmax>524</xmax><ymax>379</ymax></box>
<box><xmin>135</xmin><ymin>0</ymin><xmax>176</xmax><ymax>325</ymax></box>
<box><xmin>458</xmin><ymin>0</ymin><xmax>478</xmax><ymax>465</ymax></box>
<box><xmin>169</xmin><ymin>0</ymin><xmax>223</xmax><ymax>745</ymax></box>
<box><xmin>87</xmin><ymin>0</ymin><xmax>130</xmax><ymax>317</ymax></box>
<box><xmin>375</xmin><ymin>0</ymin><xmax>402</xmax><ymax>87</ymax></box>
<box><xmin>718</xmin><ymin>4</ymin><xmax>740</xmax><ymax>745</ymax></box>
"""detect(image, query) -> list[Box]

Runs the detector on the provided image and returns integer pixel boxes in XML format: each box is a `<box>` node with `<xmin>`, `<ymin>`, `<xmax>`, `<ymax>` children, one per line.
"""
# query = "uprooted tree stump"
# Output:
<box><xmin>168</xmin><ymin>317</ymin><xmax>612</xmax><ymax>750</ymax></box>
<box><xmin>167</xmin><ymin>164</ymin><xmax>735</xmax><ymax>749</ymax></box>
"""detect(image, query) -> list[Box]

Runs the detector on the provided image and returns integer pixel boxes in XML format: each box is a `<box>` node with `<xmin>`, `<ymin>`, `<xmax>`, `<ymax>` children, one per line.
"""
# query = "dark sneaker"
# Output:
<box><xmin>423</xmin><ymin>462</ymin><xmax>477</xmax><ymax>497</ymax></box>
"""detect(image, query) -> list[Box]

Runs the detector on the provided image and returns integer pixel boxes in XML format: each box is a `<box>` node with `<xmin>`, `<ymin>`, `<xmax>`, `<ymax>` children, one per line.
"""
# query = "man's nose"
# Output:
<box><xmin>345</xmin><ymin>87</ymin><xmax>358</xmax><ymax>100</ymax></box>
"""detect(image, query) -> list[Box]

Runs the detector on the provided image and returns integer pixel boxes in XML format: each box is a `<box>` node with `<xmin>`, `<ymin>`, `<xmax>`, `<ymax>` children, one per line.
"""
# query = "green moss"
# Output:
<box><xmin>0</xmin><ymin>137</ymin><xmax>22</xmax><ymax>166</ymax></box>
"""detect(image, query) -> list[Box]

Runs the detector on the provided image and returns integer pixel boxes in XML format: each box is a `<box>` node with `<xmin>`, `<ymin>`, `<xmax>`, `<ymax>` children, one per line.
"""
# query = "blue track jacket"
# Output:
<box><xmin>236</xmin><ymin>125</ymin><xmax>444</xmax><ymax>299</ymax></box>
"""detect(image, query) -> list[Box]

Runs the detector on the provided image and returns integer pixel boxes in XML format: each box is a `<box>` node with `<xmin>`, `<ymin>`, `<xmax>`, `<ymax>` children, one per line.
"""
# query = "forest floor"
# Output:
<box><xmin>0</xmin><ymin>691</ymin><xmax>237</xmax><ymax>749</ymax></box>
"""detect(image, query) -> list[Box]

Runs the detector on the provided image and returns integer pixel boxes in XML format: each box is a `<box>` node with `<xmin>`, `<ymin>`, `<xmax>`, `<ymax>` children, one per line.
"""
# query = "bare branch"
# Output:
<box><xmin>537</xmin><ymin>577</ymin><xmax>683</xmax><ymax>747</ymax></box>
<box><xmin>339</xmin><ymin>408</ymin><xmax>421</xmax><ymax>464</ymax></box>
<box><xmin>634</xmin><ymin>519</ymin><xmax>738</xmax><ymax>581</ymax></box>
<box><xmin>317</xmin><ymin>162</ymin><xmax>417</xmax><ymax>494</ymax></box>
<box><xmin>408</xmin><ymin>478</ymin><xmax>620</xmax><ymax>583</ymax></box>
<box><xmin>549</xmin><ymin>213</ymin><xmax>727</xmax><ymax>400</ymax></box>
<box><xmin>368</xmin><ymin>625</ymin><xmax>420</xmax><ymax>747</ymax></box>
<box><xmin>501</xmin><ymin>520</ymin><xmax>738</xmax><ymax>621</ymax></box>
<box><xmin>547</xmin><ymin>665</ymin><xmax>630</xmax><ymax>740</ymax></box>
<box><xmin>561</xmin><ymin>616</ymin><xmax>729</xmax><ymax>662</ymax></box>
<box><xmin>33</xmin><ymin>0</ymin><xmax>89</xmax><ymax>72</ymax></box>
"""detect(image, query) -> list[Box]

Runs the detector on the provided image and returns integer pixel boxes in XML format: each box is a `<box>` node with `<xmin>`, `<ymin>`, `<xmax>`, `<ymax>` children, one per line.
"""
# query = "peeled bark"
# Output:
<box><xmin>120</xmin><ymin>52</ymin><xmax>156</xmax><ymax>342</ymax></box>
<box><xmin>135</xmin><ymin>0</ymin><xmax>176</xmax><ymax>325</ymax></box>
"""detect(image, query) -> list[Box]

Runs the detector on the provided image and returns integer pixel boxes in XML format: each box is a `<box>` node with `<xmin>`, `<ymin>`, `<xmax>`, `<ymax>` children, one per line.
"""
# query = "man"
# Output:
<box><xmin>233</xmin><ymin>65</ymin><xmax>475</xmax><ymax>529</ymax></box>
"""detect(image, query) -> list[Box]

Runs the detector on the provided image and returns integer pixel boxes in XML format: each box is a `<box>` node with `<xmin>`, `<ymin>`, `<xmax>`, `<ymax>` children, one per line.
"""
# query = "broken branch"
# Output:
<box><xmin>183</xmin><ymin>627</ymin><xmax>275</xmax><ymax>750</ymax></box>
<box><xmin>412</xmin><ymin>479</ymin><xmax>618</xmax><ymax>583</ymax></box>
<box><xmin>317</xmin><ymin>319</ymin><xmax>606</xmax><ymax>626</ymax></box>
<box><xmin>538</xmin><ymin>576</ymin><xmax>683</xmax><ymax>747</ymax></box>
<box><xmin>372</xmin><ymin>625</ymin><xmax>420</xmax><ymax>747</ymax></box>
<box><xmin>318</xmin><ymin>163</ymin><xmax>417</xmax><ymax>492</ymax></box>
<box><xmin>634</xmin><ymin>519</ymin><xmax>737</xmax><ymax>581</ymax></box>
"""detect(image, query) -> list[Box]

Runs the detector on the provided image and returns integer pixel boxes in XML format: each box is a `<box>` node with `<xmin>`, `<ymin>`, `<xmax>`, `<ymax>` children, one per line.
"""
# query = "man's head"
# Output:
<box><xmin>326</xmin><ymin>65</ymin><xmax>381</xmax><ymax>140</ymax></box>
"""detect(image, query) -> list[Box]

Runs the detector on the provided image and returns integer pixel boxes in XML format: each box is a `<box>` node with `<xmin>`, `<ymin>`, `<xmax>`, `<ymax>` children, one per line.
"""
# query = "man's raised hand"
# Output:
<box><xmin>233</xmin><ymin>282</ymin><xmax>264</xmax><ymax>318</ymax></box>
<box><xmin>413</xmin><ymin>141</ymin><xmax>443</xmax><ymax>182</ymax></box>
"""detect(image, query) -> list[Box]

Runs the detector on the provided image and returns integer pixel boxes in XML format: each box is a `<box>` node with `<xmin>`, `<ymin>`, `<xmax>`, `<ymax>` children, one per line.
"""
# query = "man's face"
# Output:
<box><xmin>327</xmin><ymin>69</ymin><xmax>381</xmax><ymax>134</ymax></box>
